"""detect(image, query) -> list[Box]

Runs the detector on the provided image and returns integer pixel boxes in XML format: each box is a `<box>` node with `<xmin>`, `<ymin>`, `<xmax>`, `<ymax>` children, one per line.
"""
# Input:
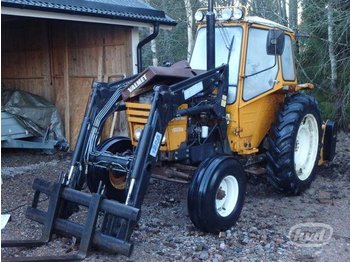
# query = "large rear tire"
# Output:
<box><xmin>266</xmin><ymin>94</ymin><xmax>322</xmax><ymax>195</ymax></box>
<box><xmin>87</xmin><ymin>136</ymin><xmax>132</xmax><ymax>201</ymax></box>
<box><xmin>187</xmin><ymin>155</ymin><xmax>246</xmax><ymax>233</ymax></box>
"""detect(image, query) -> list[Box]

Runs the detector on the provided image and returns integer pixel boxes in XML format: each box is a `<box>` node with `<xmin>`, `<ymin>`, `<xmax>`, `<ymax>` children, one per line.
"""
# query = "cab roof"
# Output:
<box><xmin>196</xmin><ymin>15</ymin><xmax>294</xmax><ymax>33</ymax></box>
<box><xmin>244</xmin><ymin>16</ymin><xmax>293</xmax><ymax>33</ymax></box>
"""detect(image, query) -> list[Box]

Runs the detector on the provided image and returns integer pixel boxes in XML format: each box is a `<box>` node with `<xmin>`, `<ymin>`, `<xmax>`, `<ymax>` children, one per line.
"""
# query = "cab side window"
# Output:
<box><xmin>281</xmin><ymin>35</ymin><xmax>296</xmax><ymax>81</ymax></box>
<box><xmin>243</xmin><ymin>28</ymin><xmax>278</xmax><ymax>100</ymax></box>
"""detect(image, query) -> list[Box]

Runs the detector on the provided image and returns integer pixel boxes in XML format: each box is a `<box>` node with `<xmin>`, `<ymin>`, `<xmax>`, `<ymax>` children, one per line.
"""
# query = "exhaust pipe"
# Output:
<box><xmin>137</xmin><ymin>23</ymin><xmax>160</xmax><ymax>73</ymax></box>
<box><xmin>207</xmin><ymin>0</ymin><xmax>215</xmax><ymax>70</ymax></box>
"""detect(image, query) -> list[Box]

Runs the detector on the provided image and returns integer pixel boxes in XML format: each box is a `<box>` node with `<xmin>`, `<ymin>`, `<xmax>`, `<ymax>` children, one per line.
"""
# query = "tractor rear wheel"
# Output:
<box><xmin>87</xmin><ymin>136</ymin><xmax>132</xmax><ymax>201</ymax></box>
<box><xmin>187</xmin><ymin>155</ymin><xmax>246</xmax><ymax>233</ymax></box>
<box><xmin>266</xmin><ymin>94</ymin><xmax>322</xmax><ymax>195</ymax></box>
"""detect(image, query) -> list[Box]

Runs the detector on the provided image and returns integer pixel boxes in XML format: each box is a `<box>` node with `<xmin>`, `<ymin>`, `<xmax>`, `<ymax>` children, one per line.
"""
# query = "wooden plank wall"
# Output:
<box><xmin>1</xmin><ymin>17</ymin><xmax>132</xmax><ymax>148</ymax></box>
<box><xmin>2</xmin><ymin>18</ymin><xmax>53</xmax><ymax>101</ymax></box>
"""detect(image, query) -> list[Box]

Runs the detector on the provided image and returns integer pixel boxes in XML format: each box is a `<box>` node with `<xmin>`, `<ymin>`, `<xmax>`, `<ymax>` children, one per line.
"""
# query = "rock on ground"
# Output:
<box><xmin>1</xmin><ymin>132</ymin><xmax>350</xmax><ymax>261</ymax></box>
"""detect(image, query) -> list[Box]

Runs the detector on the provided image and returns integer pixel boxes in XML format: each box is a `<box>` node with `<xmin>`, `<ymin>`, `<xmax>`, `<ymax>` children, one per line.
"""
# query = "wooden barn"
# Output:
<box><xmin>1</xmin><ymin>0</ymin><xmax>175</xmax><ymax>147</ymax></box>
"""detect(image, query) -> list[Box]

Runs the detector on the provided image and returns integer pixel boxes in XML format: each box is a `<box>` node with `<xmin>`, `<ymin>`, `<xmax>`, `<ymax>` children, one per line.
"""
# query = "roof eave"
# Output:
<box><xmin>1</xmin><ymin>4</ymin><xmax>177</xmax><ymax>28</ymax></box>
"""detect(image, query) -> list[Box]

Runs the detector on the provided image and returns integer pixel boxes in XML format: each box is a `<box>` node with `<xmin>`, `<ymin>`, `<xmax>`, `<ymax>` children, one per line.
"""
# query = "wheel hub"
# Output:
<box><xmin>109</xmin><ymin>172</ymin><xmax>126</xmax><ymax>190</ymax></box>
<box><xmin>216</xmin><ymin>187</ymin><xmax>226</xmax><ymax>200</ymax></box>
<box><xmin>215</xmin><ymin>175</ymin><xmax>239</xmax><ymax>217</ymax></box>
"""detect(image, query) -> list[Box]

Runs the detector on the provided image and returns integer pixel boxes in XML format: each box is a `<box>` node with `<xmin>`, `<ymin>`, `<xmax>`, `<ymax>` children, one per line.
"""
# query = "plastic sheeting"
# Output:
<box><xmin>1</xmin><ymin>89</ymin><xmax>67</xmax><ymax>145</ymax></box>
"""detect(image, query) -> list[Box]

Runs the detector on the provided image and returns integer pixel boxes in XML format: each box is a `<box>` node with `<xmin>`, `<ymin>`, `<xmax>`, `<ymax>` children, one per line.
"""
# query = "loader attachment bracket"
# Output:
<box><xmin>1</xmin><ymin>177</ymin><xmax>140</xmax><ymax>261</ymax></box>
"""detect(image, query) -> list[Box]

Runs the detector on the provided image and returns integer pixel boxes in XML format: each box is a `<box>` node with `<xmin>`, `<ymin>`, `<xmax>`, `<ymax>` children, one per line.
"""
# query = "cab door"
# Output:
<box><xmin>237</xmin><ymin>26</ymin><xmax>285</xmax><ymax>154</ymax></box>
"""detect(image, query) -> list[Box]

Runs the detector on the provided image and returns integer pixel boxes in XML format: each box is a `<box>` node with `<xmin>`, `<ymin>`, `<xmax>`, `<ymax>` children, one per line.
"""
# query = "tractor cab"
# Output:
<box><xmin>190</xmin><ymin>6</ymin><xmax>303</xmax><ymax>155</ymax></box>
<box><xmin>191</xmin><ymin>7</ymin><xmax>296</xmax><ymax>104</ymax></box>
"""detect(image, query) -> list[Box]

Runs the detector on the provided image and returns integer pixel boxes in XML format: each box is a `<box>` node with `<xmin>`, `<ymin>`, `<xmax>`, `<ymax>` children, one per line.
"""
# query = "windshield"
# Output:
<box><xmin>190</xmin><ymin>26</ymin><xmax>242</xmax><ymax>103</ymax></box>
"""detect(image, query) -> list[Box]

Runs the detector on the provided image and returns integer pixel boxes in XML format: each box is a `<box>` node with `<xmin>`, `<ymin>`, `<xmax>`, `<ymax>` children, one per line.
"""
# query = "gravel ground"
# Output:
<box><xmin>1</xmin><ymin>132</ymin><xmax>350</xmax><ymax>261</ymax></box>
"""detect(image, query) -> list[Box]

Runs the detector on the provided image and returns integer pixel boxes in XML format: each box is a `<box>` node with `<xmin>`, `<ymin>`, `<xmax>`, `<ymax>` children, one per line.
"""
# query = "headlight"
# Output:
<box><xmin>232</xmin><ymin>8</ymin><xmax>244</xmax><ymax>20</ymax></box>
<box><xmin>134</xmin><ymin>127</ymin><xmax>143</xmax><ymax>141</ymax></box>
<box><xmin>195</xmin><ymin>7</ymin><xmax>245</xmax><ymax>23</ymax></box>
<box><xmin>221</xmin><ymin>8</ymin><xmax>232</xmax><ymax>21</ymax></box>
<box><xmin>195</xmin><ymin>10</ymin><xmax>204</xmax><ymax>22</ymax></box>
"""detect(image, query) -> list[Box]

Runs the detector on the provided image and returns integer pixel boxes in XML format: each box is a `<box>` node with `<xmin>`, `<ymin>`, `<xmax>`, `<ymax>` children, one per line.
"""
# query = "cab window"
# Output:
<box><xmin>190</xmin><ymin>26</ymin><xmax>243</xmax><ymax>103</ymax></box>
<box><xmin>281</xmin><ymin>35</ymin><xmax>296</xmax><ymax>81</ymax></box>
<box><xmin>243</xmin><ymin>28</ymin><xmax>278</xmax><ymax>100</ymax></box>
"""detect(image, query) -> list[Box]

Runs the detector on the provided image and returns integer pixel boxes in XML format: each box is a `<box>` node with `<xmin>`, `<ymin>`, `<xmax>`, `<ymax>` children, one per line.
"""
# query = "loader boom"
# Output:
<box><xmin>2</xmin><ymin>65</ymin><xmax>228</xmax><ymax>260</ymax></box>
<box><xmin>125</xmin><ymin>65</ymin><xmax>229</xmax><ymax>209</ymax></box>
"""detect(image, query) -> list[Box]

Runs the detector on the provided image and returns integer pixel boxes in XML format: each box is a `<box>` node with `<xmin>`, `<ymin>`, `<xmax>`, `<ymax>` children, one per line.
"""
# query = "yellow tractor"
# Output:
<box><xmin>2</xmin><ymin>1</ymin><xmax>337</xmax><ymax>259</ymax></box>
<box><xmin>119</xmin><ymin>4</ymin><xmax>337</xmax><ymax>232</ymax></box>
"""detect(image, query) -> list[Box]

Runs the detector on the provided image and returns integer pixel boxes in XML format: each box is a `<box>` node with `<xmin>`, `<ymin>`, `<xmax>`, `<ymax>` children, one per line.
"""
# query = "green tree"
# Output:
<box><xmin>299</xmin><ymin>0</ymin><xmax>350</xmax><ymax>129</ymax></box>
<box><xmin>141</xmin><ymin>0</ymin><xmax>191</xmax><ymax>67</ymax></box>
<box><xmin>247</xmin><ymin>0</ymin><xmax>288</xmax><ymax>26</ymax></box>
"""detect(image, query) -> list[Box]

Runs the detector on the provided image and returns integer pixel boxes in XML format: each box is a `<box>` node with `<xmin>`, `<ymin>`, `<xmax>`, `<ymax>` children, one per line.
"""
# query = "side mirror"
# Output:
<box><xmin>266</xmin><ymin>29</ymin><xmax>285</xmax><ymax>55</ymax></box>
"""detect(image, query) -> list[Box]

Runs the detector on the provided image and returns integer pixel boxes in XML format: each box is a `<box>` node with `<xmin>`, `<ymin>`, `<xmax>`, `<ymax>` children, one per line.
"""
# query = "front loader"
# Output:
<box><xmin>2</xmin><ymin>1</ymin><xmax>337</xmax><ymax>261</ymax></box>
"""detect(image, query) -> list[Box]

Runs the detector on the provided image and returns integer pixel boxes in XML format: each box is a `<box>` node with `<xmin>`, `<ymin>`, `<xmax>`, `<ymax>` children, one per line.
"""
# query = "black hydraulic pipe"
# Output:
<box><xmin>176</xmin><ymin>104</ymin><xmax>214</xmax><ymax>116</ymax></box>
<box><xmin>70</xmin><ymin>83</ymin><xmax>98</xmax><ymax>165</ymax></box>
<box><xmin>66</xmin><ymin>82</ymin><xmax>100</xmax><ymax>188</ymax></box>
<box><xmin>89</xmin><ymin>152</ymin><xmax>131</xmax><ymax>169</ymax></box>
<box><xmin>126</xmin><ymin>89</ymin><xmax>163</xmax><ymax>209</ymax></box>
<box><xmin>207</xmin><ymin>0</ymin><xmax>215</xmax><ymax>70</ymax></box>
<box><xmin>137</xmin><ymin>23</ymin><xmax>160</xmax><ymax>73</ymax></box>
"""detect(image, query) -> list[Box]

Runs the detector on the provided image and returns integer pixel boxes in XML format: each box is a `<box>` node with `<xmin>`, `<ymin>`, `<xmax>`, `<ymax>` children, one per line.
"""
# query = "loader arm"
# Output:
<box><xmin>67</xmin><ymin>64</ymin><xmax>230</xmax><ymax>243</ymax></box>
<box><xmin>125</xmin><ymin>64</ymin><xmax>229</xmax><ymax>210</ymax></box>
<box><xmin>1</xmin><ymin>65</ymin><xmax>229</xmax><ymax>261</ymax></box>
<box><xmin>94</xmin><ymin>64</ymin><xmax>229</xmax><ymax>243</ymax></box>
<box><xmin>66</xmin><ymin>75</ymin><xmax>138</xmax><ymax>190</ymax></box>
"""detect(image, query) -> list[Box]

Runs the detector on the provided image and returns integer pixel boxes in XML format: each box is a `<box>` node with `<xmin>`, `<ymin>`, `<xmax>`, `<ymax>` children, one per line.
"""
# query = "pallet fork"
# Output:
<box><xmin>2</xmin><ymin>64</ymin><xmax>229</xmax><ymax>261</ymax></box>
<box><xmin>1</xmin><ymin>175</ymin><xmax>139</xmax><ymax>261</ymax></box>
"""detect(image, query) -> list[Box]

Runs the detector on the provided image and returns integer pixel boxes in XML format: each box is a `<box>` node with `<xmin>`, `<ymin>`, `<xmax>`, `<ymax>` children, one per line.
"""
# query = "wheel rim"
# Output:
<box><xmin>294</xmin><ymin>114</ymin><xmax>319</xmax><ymax>181</ymax></box>
<box><xmin>215</xmin><ymin>175</ymin><xmax>239</xmax><ymax>217</ymax></box>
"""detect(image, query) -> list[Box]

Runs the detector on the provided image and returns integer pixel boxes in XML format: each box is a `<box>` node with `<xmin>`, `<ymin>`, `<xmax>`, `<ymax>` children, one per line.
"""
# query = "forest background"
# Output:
<box><xmin>142</xmin><ymin>0</ymin><xmax>350</xmax><ymax>129</ymax></box>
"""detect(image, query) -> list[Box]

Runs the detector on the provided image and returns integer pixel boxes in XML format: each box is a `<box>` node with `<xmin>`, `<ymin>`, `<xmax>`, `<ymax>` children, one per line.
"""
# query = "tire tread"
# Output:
<box><xmin>266</xmin><ymin>94</ymin><xmax>322</xmax><ymax>195</ymax></box>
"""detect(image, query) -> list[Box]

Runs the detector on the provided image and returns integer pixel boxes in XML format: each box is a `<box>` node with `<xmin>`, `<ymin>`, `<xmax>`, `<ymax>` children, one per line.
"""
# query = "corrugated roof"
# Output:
<box><xmin>1</xmin><ymin>0</ymin><xmax>176</xmax><ymax>26</ymax></box>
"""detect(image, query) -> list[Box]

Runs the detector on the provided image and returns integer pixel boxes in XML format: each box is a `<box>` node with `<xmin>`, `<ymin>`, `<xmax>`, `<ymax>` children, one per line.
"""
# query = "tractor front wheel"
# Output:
<box><xmin>187</xmin><ymin>155</ymin><xmax>246</xmax><ymax>233</ymax></box>
<box><xmin>266</xmin><ymin>94</ymin><xmax>322</xmax><ymax>195</ymax></box>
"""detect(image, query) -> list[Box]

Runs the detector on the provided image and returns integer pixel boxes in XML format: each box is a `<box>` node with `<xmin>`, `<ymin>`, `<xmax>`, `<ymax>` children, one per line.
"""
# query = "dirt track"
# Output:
<box><xmin>1</xmin><ymin>132</ymin><xmax>350</xmax><ymax>261</ymax></box>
